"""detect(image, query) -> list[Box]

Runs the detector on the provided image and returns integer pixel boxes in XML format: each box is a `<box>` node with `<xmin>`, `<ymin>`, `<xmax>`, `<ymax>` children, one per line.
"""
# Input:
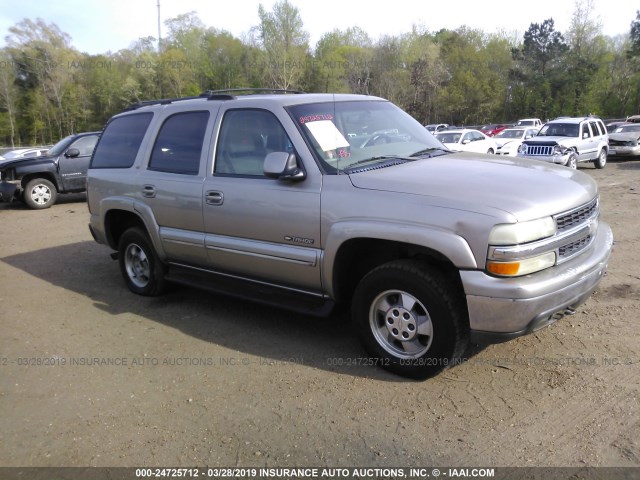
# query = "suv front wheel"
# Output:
<box><xmin>118</xmin><ymin>227</ymin><xmax>167</xmax><ymax>296</ymax></box>
<box><xmin>352</xmin><ymin>260</ymin><xmax>468</xmax><ymax>379</ymax></box>
<box><xmin>594</xmin><ymin>149</ymin><xmax>607</xmax><ymax>169</ymax></box>
<box><xmin>24</xmin><ymin>178</ymin><xmax>57</xmax><ymax>209</ymax></box>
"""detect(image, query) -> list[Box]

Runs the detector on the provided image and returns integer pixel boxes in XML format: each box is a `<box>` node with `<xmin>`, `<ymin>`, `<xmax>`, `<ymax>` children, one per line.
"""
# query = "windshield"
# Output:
<box><xmin>495</xmin><ymin>129</ymin><xmax>524</xmax><ymax>139</ymax></box>
<box><xmin>287</xmin><ymin>101</ymin><xmax>445</xmax><ymax>173</ymax></box>
<box><xmin>616</xmin><ymin>125</ymin><xmax>640</xmax><ymax>133</ymax></box>
<box><xmin>434</xmin><ymin>132</ymin><xmax>461</xmax><ymax>144</ymax></box>
<box><xmin>516</xmin><ymin>120</ymin><xmax>534</xmax><ymax>126</ymax></box>
<box><xmin>538</xmin><ymin>123</ymin><xmax>579</xmax><ymax>137</ymax></box>
<box><xmin>47</xmin><ymin>135</ymin><xmax>75</xmax><ymax>156</ymax></box>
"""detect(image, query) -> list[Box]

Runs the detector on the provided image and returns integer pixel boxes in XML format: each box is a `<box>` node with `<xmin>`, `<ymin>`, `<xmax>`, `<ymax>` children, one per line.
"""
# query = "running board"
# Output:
<box><xmin>164</xmin><ymin>264</ymin><xmax>335</xmax><ymax>318</ymax></box>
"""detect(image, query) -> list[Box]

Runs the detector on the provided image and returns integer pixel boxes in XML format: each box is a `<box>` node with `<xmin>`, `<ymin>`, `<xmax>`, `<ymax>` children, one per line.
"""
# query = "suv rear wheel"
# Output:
<box><xmin>352</xmin><ymin>260</ymin><xmax>468</xmax><ymax>379</ymax></box>
<box><xmin>118</xmin><ymin>227</ymin><xmax>166</xmax><ymax>296</ymax></box>
<box><xmin>594</xmin><ymin>149</ymin><xmax>607</xmax><ymax>169</ymax></box>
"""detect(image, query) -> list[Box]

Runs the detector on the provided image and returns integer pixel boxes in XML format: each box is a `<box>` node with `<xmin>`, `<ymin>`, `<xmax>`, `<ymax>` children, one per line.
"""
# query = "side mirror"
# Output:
<box><xmin>462</xmin><ymin>139</ymin><xmax>471</xmax><ymax>145</ymax></box>
<box><xmin>65</xmin><ymin>148</ymin><xmax>80</xmax><ymax>158</ymax></box>
<box><xmin>582</xmin><ymin>133</ymin><xmax>589</xmax><ymax>139</ymax></box>
<box><xmin>264</xmin><ymin>152</ymin><xmax>305</xmax><ymax>181</ymax></box>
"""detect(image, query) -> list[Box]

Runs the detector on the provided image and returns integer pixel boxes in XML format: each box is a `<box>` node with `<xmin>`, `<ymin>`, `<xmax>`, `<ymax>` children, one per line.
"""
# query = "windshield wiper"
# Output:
<box><xmin>409</xmin><ymin>147</ymin><xmax>451</xmax><ymax>158</ymax></box>
<box><xmin>344</xmin><ymin>155</ymin><xmax>414</xmax><ymax>169</ymax></box>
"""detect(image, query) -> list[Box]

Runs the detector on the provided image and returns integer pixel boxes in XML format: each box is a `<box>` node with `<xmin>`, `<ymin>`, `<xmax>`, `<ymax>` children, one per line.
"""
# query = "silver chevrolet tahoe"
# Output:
<box><xmin>87</xmin><ymin>90</ymin><xmax>613</xmax><ymax>379</ymax></box>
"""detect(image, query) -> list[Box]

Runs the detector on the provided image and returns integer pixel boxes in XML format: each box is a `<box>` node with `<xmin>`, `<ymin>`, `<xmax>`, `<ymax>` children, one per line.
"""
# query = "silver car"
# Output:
<box><xmin>87</xmin><ymin>90</ymin><xmax>612</xmax><ymax>379</ymax></box>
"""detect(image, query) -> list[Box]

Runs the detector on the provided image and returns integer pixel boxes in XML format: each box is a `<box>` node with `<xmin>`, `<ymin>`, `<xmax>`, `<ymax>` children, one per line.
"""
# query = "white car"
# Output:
<box><xmin>494</xmin><ymin>127</ymin><xmax>539</xmax><ymax>156</ymax></box>
<box><xmin>515</xmin><ymin>118</ymin><xmax>543</xmax><ymax>128</ymax></box>
<box><xmin>434</xmin><ymin>129</ymin><xmax>498</xmax><ymax>154</ymax></box>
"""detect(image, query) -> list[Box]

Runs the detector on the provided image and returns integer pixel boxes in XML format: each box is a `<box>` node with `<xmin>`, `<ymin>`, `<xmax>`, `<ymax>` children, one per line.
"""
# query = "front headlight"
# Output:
<box><xmin>488</xmin><ymin>217</ymin><xmax>556</xmax><ymax>245</ymax></box>
<box><xmin>552</xmin><ymin>145</ymin><xmax>565</xmax><ymax>156</ymax></box>
<box><xmin>517</xmin><ymin>144</ymin><xmax>528</xmax><ymax>154</ymax></box>
<box><xmin>487</xmin><ymin>251</ymin><xmax>556</xmax><ymax>276</ymax></box>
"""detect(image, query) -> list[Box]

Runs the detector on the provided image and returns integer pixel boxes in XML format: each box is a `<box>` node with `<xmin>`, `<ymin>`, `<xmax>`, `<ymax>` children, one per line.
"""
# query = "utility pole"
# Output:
<box><xmin>157</xmin><ymin>0</ymin><xmax>161</xmax><ymax>52</ymax></box>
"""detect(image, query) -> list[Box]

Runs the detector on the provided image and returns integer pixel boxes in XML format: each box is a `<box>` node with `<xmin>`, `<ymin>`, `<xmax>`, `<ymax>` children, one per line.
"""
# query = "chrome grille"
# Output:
<box><xmin>609</xmin><ymin>139</ymin><xmax>636</xmax><ymax>147</ymax></box>
<box><xmin>553</xmin><ymin>197</ymin><xmax>599</xmax><ymax>263</ymax></box>
<box><xmin>559</xmin><ymin>235</ymin><xmax>592</xmax><ymax>259</ymax></box>
<box><xmin>524</xmin><ymin>145</ymin><xmax>553</xmax><ymax>156</ymax></box>
<box><xmin>555</xmin><ymin>198</ymin><xmax>598</xmax><ymax>232</ymax></box>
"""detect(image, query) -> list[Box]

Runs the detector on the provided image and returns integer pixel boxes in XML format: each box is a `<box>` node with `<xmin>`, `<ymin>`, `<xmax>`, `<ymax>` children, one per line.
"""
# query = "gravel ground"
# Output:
<box><xmin>0</xmin><ymin>159</ymin><xmax>638</xmax><ymax>469</ymax></box>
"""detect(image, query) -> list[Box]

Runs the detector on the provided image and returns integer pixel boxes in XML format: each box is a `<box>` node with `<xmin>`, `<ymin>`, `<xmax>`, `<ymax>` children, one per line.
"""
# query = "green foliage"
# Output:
<box><xmin>1</xmin><ymin>6</ymin><xmax>639</xmax><ymax>147</ymax></box>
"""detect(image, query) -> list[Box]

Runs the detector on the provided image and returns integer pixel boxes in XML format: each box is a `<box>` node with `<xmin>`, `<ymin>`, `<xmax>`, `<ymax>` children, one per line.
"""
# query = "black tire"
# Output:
<box><xmin>352</xmin><ymin>259</ymin><xmax>468</xmax><ymax>380</ymax></box>
<box><xmin>594</xmin><ymin>148</ymin><xmax>607</xmax><ymax>169</ymax></box>
<box><xmin>118</xmin><ymin>227</ymin><xmax>166</xmax><ymax>296</ymax></box>
<box><xmin>566</xmin><ymin>153</ymin><xmax>578</xmax><ymax>169</ymax></box>
<box><xmin>23</xmin><ymin>178</ymin><xmax>57</xmax><ymax>209</ymax></box>
<box><xmin>487</xmin><ymin>148</ymin><xmax>494</xmax><ymax>155</ymax></box>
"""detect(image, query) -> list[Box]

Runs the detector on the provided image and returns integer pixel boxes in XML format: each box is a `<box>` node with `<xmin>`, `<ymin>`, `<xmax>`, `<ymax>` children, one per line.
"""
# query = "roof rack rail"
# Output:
<box><xmin>123</xmin><ymin>95</ymin><xmax>203</xmax><ymax>111</ymax></box>
<box><xmin>199</xmin><ymin>88</ymin><xmax>305</xmax><ymax>99</ymax></box>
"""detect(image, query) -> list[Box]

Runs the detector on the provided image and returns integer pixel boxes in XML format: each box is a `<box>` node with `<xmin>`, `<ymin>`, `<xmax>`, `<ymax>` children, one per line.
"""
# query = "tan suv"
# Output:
<box><xmin>87</xmin><ymin>90</ymin><xmax>612</xmax><ymax>379</ymax></box>
<box><xmin>517</xmin><ymin>116</ymin><xmax>609</xmax><ymax>169</ymax></box>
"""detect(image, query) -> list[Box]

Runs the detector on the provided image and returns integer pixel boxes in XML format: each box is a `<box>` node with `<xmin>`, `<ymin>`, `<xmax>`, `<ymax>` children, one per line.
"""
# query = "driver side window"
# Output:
<box><xmin>215</xmin><ymin>109</ymin><xmax>293</xmax><ymax>176</ymax></box>
<box><xmin>70</xmin><ymin>135</ymin><xmax>99</xmax><ymax>156</ymax></box>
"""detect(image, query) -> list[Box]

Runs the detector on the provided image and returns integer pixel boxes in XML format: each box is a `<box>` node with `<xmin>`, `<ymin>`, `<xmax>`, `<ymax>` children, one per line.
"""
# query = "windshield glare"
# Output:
<box><xmin>538</xmin><ymin>123</ymin><xmax>579</xmax><ymax>137</ymax></box>
<box><xmin>495</xmin><ymin>129</ymin><xmax>524</xmax><ymax>139</ymax></box>
<box><xmin>616</xmin><ymin>125</ymin><xmax>640</xmax><ymax>133</ymax></box>
<box><xmin>287</xmin><ymin>101</ymin><xmax>444</xmax><ymax>173</ymax></box>
<box><xmin>47</xmin><ymin>135</ymin><xmax>75</xmax><ymax>156</ymax></box>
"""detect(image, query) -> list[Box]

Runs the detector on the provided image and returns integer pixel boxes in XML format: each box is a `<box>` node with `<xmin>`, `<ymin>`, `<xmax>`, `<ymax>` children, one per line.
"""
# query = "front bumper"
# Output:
<box><xmin>0</xmin><ymin>181</ymin><xmax>18</xmax><ymax>202</ymax></box>
<box><xmin>462</xmin><ymin>221</ymin><xmax>613</xmax><ymax>343</ymax></box>
<box><xmin>608</xmin><ymin>146</ymin><xmax>640</xmax><ymax>157</ymax></box>
<box><xmin>517</xmin><ymin>152</ymin><xmax>569</xmax><ymax>165</ymax></box>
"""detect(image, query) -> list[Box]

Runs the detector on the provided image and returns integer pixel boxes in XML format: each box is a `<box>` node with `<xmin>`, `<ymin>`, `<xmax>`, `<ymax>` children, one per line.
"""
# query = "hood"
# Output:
<box><xmin>440</xmin><ymin>142</ymin><xmax>462</xmax><ymax>151</ymax></box>
<box><xmin>523</xmin><ymin>136</ymin><xmax>577</xmax><ymax>146</ymax></box>
<box><xmin>347</xmin><ymin>152</ymin><xmax>597</xmax><ymax>221</ymax></box>
<box><xmin>0</xmin><ymin>154</ymin><xmax>56</xmax><ymax>169</ymax></box>
<box><xmin>609</xmin><ymin>132</ymin><xmax>640</xmax><ymax>142</ymax></box>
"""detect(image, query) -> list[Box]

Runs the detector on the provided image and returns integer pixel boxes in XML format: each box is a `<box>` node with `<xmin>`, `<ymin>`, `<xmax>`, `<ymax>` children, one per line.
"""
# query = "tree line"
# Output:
<box><xmin>0</xmin><ymin>0</ymin><xmax>639</xmax><ymax>147</ymax></box>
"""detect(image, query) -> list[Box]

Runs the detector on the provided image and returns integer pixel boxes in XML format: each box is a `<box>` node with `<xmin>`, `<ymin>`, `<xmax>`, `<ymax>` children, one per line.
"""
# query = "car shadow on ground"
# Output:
<box><xmin>0</xmin><ymin>193</ymin><xmax>87</xmax><ymax>210</ymax></box>
<box><xmin>610</xmin><ymin>158</ymin><xmax>640</xmax><ymax>170</ymax></box>
<box><xmin>3</xmin><ymin>240</ymin><xmax>476</xmax><ymax>382</ymax></box>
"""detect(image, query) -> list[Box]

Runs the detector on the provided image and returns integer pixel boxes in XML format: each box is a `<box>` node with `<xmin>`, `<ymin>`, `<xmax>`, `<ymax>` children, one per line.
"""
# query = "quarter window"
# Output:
<box><xmin>149</xmin><ymin>111</ymin><xmax>210</xmax><ymax>175</ymax></box>
<box><xmin>91</xmin><ymin>113</ymin><xmax>153</xmax><ymax>169</ymax></box>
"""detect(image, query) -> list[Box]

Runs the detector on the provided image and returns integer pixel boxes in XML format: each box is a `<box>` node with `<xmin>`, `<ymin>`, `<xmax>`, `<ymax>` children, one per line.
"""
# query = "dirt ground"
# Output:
<box><xmin>0</xmin><ymin>159</ymin><xmax>638</xmax><ymax>470</ymax></box>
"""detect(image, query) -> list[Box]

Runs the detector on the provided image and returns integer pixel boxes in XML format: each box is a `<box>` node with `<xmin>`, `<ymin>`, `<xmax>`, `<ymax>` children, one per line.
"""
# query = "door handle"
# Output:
<box><xmin>142</xmin><ymin>184</ymin><xmax>156</xmax><ymax>198</ymax></box>
<box><xmin>205</xmin><ymin>190</ymin><xmax>224</xmax><ymax>206</ymax></box>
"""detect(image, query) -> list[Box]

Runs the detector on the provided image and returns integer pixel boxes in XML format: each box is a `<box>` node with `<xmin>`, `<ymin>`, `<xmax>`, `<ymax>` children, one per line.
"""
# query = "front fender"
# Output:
<box><xmin>321</xmin><ymin>219</ymin><xmax>477</xmax><ymax>297</ymax></box>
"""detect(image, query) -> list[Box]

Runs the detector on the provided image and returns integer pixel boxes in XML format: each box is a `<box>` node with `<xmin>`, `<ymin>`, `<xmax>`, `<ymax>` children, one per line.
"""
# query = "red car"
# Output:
<box><xmin>480</xmin><ymin>123</ymin><xmax>512</xmax><ymax>137</ymax></box>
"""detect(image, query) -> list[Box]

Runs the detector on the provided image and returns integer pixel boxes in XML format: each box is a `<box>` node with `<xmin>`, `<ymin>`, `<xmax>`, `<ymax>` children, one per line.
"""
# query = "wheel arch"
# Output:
<box><xmin>100</xmin><ymin>200</ymin><xmax>165</xmax><ymax>259</ymax></box>
<box><xmin>327</xmin><ymin>233</ymin><xmax>472</xmax><ymax>319</ymax></box>
<box><xmin>21</xmin><ymin>172</ymin><xmax>60</xmax><ymax>192</ymax></box>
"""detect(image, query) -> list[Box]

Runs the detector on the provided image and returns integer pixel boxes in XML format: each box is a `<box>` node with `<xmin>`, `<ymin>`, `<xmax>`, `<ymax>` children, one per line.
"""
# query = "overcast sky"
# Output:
<box><xmin>0</xmin><ymin>0</ymin><xmax>637</xmax><ymax>54</ymax></box>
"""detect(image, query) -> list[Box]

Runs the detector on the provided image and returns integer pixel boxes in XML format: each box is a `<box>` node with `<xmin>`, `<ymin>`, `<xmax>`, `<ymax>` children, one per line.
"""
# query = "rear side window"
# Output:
<box><xmin>148</xmin><ymin>111</ymin><xmax>210</xmax><ymax>175</ymax></box>
<box><xmin>91</xmin><ymin>113</ymin><xmax>153</xmax><ymax>168</ymax></box>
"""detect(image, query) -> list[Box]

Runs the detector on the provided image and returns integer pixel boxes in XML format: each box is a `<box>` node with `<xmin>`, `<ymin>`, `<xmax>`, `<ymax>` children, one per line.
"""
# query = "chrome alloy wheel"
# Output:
<box><xmin>369</xmin><ymin>290</ymin><xmax>434</xmax><ymax>359</ymax></box>
<box><xmin>30</xmin><ymin>184</ymin><xmax>52</xmax><ymax>205</ymax></box>
<box><xmin>124</xmin><ymin>243</ymin><xmax>151</xmax><ymax>288</ymax></box>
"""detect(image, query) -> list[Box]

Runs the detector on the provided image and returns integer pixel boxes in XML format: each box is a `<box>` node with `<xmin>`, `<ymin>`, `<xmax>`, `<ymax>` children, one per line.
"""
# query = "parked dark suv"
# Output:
<box><xmin>0</xmin><ymin>132</ymin><xmax>100</xmax><ymax>209</ymax></box>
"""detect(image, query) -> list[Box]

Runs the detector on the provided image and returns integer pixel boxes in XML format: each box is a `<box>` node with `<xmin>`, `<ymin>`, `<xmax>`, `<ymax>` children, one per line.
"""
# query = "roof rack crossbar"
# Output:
<box><xmin>123</xmin><ymin>88</ymin><xmax>306</xmax><ymax>111</ymax></box>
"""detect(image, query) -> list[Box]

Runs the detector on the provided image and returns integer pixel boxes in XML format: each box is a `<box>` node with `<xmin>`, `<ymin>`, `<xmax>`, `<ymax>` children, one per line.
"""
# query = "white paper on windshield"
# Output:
<box><xmin>305</xmin><ymin>120</ymin><xmax>350</xmax><ymax>152</ymax></box>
